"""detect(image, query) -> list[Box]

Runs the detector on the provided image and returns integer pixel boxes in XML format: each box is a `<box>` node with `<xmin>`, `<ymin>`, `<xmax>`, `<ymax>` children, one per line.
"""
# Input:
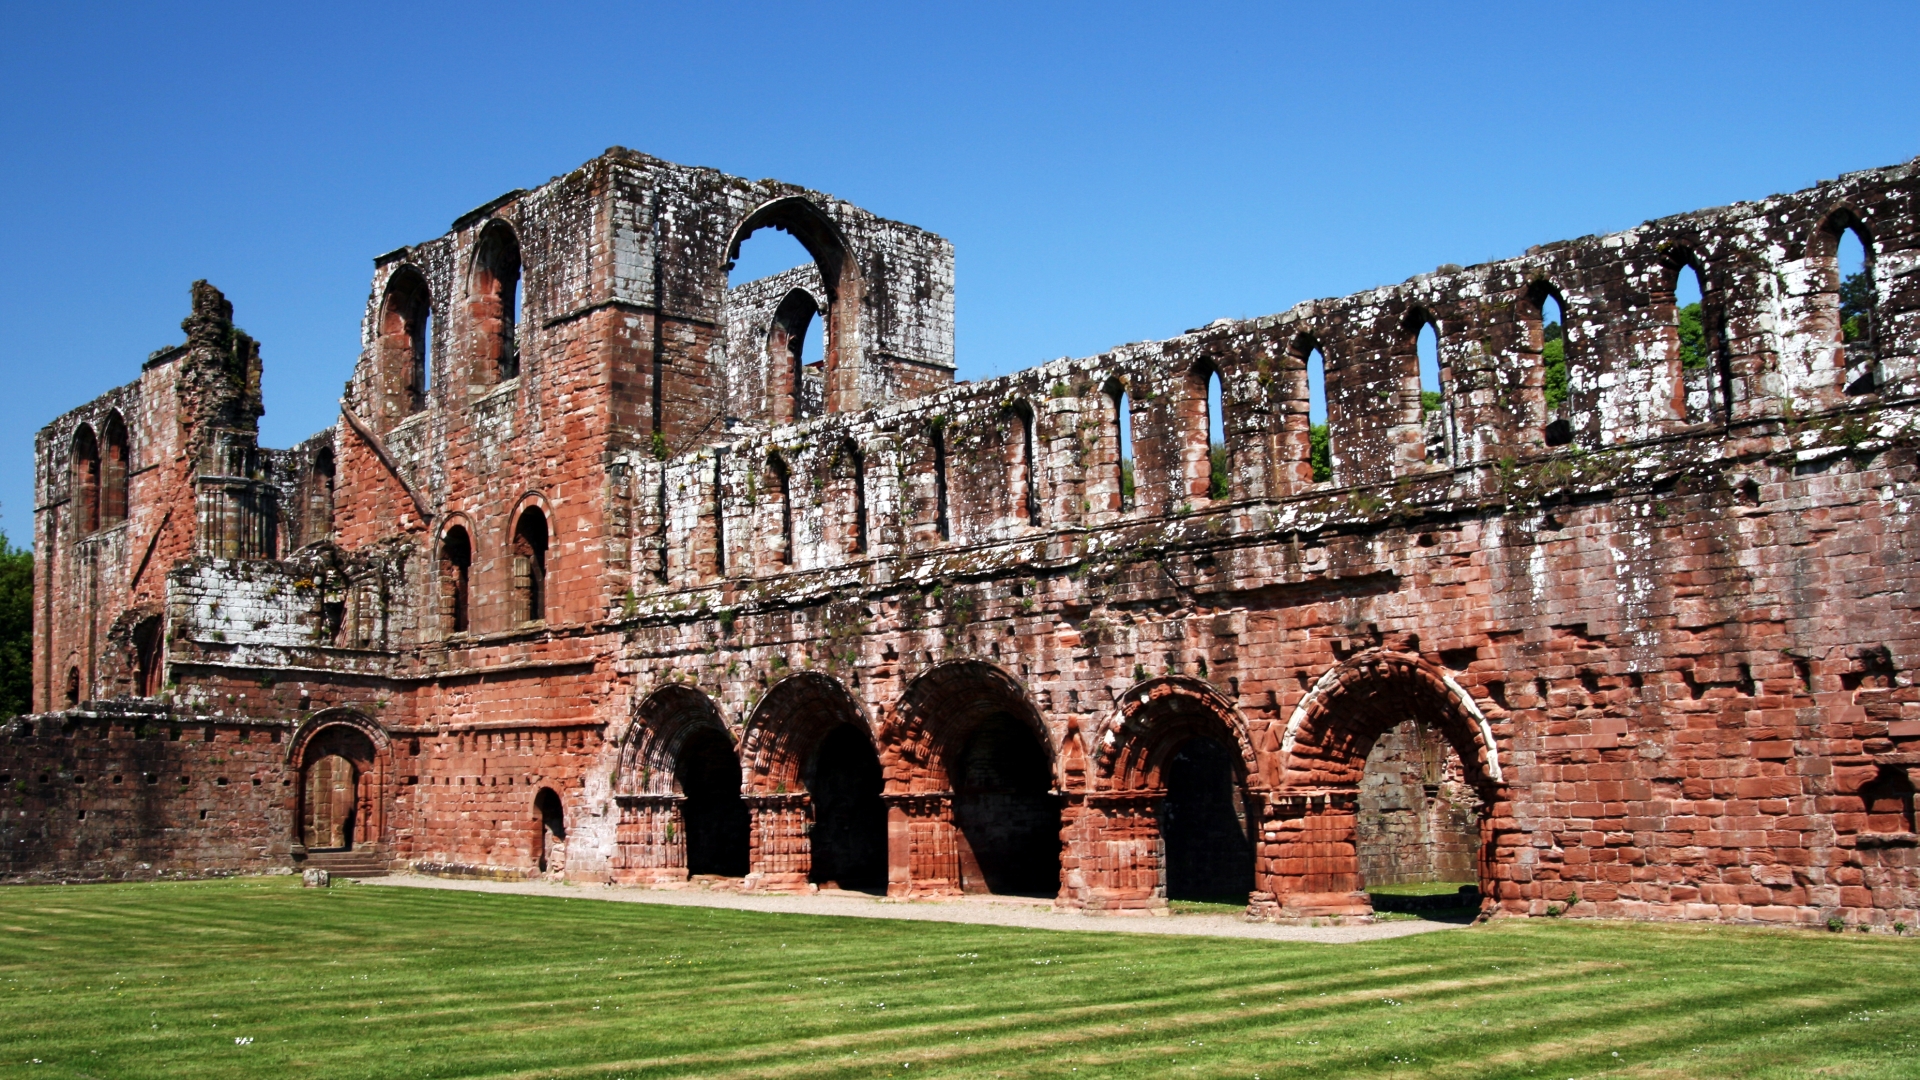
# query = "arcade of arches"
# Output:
<box><xmin>602</xmin><ymin>655</ymin><xmax>1501</xmax><ymax>916</ymax></box>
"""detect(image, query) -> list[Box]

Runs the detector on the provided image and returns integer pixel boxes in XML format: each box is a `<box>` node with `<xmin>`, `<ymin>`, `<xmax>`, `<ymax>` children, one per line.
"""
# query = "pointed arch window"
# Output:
<box><xmin>1662</xmin><ymin>251</ymin><xmax>1731</xmax><ymax>423</ymax></box>
<box><xmin>1814</xmin><ymin>211</ymin><xmax>1878</xmax><ymax>395</ymax></box>
<box><xmin>471</xmin><ymin>221</ymin><xmax>522</xmax><ymax>384</ymax></box>
<box><xmin>99</xmin><ymin>412</ymin><xmax>129</xmax><ymax>527</ymax></box>
<box><xmin>1103</xmin><ymin>378</ymin><xmax>1135</xmax><ymax>511</ymax></box>
<box><xmin>1188</xmin><ymin>362</ymin><xmax>1228</xmax><ymax>500</ymax></box>
<box><xmin>1406</xmin><ymin>311</ymin><xmax>1449</xmax><ymax>462</ymax></box>
<box><xmin>380</xmin><ymin>267</ymin><xmax>432</xmax><ymax>416</ymax></box>
<box><xmin>71</xmin><ymin>424</ymin><xmax>99</xmax><ymax>536</ymax></box>
<box><xmin>1524</xmin><ymin>283</ymin><xmax>1574</xmax><ymax>446</ymax></box>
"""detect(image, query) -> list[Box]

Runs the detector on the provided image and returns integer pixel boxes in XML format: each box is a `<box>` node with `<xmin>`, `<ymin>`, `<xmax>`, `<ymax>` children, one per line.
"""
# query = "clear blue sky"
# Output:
<box><xmin>3</xmin><ymin>2</ymin><xmax>1916</xmax><ymax>543</ymax></box>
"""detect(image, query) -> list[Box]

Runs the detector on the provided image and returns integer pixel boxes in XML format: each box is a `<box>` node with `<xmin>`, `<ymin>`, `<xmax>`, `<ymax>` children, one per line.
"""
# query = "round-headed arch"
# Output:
<box><xmin>1092</xmin><ymin>675</ymin><xmax>1261</xmax><ymax>794</ymax></box>
<box><xmin>1280</xmin><ymin>649</ymin><xmax>1503</xmax><ymax>793</ymax></box>
<box><xmin>619</xmin><ymin>684</ymin><xmax>732</xmax><ymax>796</ymax></box>
<box><xmin>287</xmin><ymin>708</ymin><xmax>389</xmax><ymax>767</ymax></box>
<box><xmin>739</xmin><ymin>670</ymin><xmax>872</xmax><ymax>794</ymax></box>
<box><xmin>888</xmin><ymin>659</ymin><xmax>1053</xmax><ymax>791</ymax></box>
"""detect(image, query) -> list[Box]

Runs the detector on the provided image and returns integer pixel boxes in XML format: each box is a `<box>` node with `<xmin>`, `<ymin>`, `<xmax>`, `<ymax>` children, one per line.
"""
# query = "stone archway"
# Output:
<box><xmin>290</xmin><ymin>714</ymin><xmax>385</xmax><ymax>855</ymax></box>
<box><xmin>1261</xmin><ymin>649</ymin><xmax>1510</xmax><ymax>921</ymax></box>
<box><xmin>612</xmin><ymin>685</ymin><xmax>748</xmax><ymax>885</ymax></box>
<box><xmin>738</xmin><ymin>671</ymin><xmax>881</xmax><ymax>892</ymax></box>
<box><xmin>889</xmin><ymin>660</ymin><xmax>1061</xmax><ymax>899</ymax></box>
<box><xmin>1070</xmin><ymin>676</ymin><xmax>1262</xmax><ymax>912</ymax></box>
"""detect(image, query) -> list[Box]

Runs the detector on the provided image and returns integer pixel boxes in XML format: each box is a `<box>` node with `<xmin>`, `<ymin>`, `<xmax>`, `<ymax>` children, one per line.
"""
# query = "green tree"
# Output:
<box><xmin>1841</xmin><ymin>270</ymin><xmax>1874</xmax><ymax>342</ymax></box>
<box><xmin>1677</xmin><ymin>302</ymin><xmax>1707</xmax><ymax>370</ymax></box>
<box><xmin>1541</xmin><ymin>321</ymin><xmax>1569</xmax><ymax>412</ymax></box>
<box><xmin>1309</xmin><ymin>423</ymin><xmax>1331</xmax><ymax>483</ymax></box>
<box><xmin>1208</xmin><ymin>444</ymin><xmax>1229</xmax><ymax>500</ymax></box>
<box><xmin>0</xmin><ymin>531</ymin><xmax>31</xmax><ymax>719</ymax></box>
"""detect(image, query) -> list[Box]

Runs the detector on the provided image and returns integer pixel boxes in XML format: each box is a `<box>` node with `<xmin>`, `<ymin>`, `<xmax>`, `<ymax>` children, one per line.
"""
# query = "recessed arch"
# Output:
<box><xmin>379</xmin><ymin>265</ymin><xmax>433</xmax><ymax>416</ymax></box>
<box><xmin>1093</xmin><ymin>676</ymin><xmax>1261</xmax><ymax>793</ymax></box>
<box><xmin>507</xmin><ymin>496</ymin><xmax>551</xmax><ymax>626</ymax></box>
<box><xmin>70</xmin><ymin>423</ymin><xmax>99</xmax><ymax>535</ymax></box>
<box><xmin>740</xmin><ymin>670</ymin><xmax>873</xmax><ymax>794</ymax></box>
<box><xmin>1007</xmin><ymin>399</ymin><xmax>1040</xmax><ymax>525</ymax></box>
<box><xmin>727</xmin><ymin>196</ymin><xmax>864</xmax><ymax>413</ymax></box>
<box><xmin>1281</xmin><ymin>650</ymin><xmax>1502</xmax><ymax>789</ymax></box>
<box><xmin>438</xmin><ymin>518</ymin><xmax>473</xmax><ymax>634</ymax></box>
<box><xmin>289</xmin><ymin>710</ymin><xmax>387</xmax><ymax>854</ymax></box>
<box><xmin>469</xmin><ymin>220</ymin><xmax>522</xmax><ymax>383</ymax></box>
<box><xmin>98</xmin><ymin>411</ymin><xmax>128</xmax><ymax>528</ymax></box>
<box><xmin>768</xmin><ymin>287</ymin><xmax>821</xmax><ymax>423</ymax></box>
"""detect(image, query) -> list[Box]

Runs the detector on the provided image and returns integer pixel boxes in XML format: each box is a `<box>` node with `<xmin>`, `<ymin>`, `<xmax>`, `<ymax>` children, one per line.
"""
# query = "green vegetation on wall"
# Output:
<box><xmin>0</xmin><ymin>531</ymin><xmax>30</xmax><ymax>718</ymax></box>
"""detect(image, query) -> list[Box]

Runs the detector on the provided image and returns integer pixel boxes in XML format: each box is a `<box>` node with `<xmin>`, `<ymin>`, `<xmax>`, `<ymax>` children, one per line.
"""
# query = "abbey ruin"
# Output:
<box><xmin>8</xmin><ymin>148</ymin><xmax>1919</xmax><ymax>926</ymax></box>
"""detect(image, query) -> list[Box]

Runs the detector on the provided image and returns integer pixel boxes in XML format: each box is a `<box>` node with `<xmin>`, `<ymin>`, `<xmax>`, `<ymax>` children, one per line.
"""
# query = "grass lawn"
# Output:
<box><xmin>1</xmin><ymin>878</ymin><xmax>1917</xmax><ymax>1079</ymax></box>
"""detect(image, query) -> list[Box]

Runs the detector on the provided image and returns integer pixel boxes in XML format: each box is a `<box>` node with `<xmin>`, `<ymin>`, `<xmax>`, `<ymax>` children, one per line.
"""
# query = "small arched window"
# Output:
<box><xmin>71</xmin><ymin>424</ymin><xmax>99</xmax><ymax>535</ymax></box>
<box><xmin>1814</xmin><ymin>211</ymin><xmax>1878</xmax><ymax>395</ymax></box>
<box><xmin>99</xmin><ymin>412</ymin><xmax>129</xmax><ymax>527</ymax></box>
<box><xmin>1664</xmin><ymin>252</ymin><xmax>1730</xmax><ymax>423</ymax></box>
<box><xmin>131</xmin><ymin>616</ymin><xmax>161</xmax><ymax>698</ymax></box>
<box><xmin>535</xmin><ymin>787</ymin><xmax>566</xmax><ymax>872</ymax></box>
<box><xmin>308</xmin><ymin>448</ymin><xmax>335</xmax><ymax>546</ymax></box>
<box><xmin>1289</xmin><ymin>336</ymin><xmax>1334</xmax><ymax>484</ymax></box>
<box><xmin>1103</xmin><ymin>377</ymin><xmax>1134</xmax><ymax>511</ymax></box>
<box><xmin>1189</xmin><ymin>362</ymin><xmax>1227</xmax><ymax>500</ymax></box>
<box><xmin>380</xmin><ymin>268</ymin><xmax>432</xmax><ymax>415</ymax></box>
<box><xmin>441</xmin><ymin>525</ymin><xmax>472</xmax><ymax>634</ymax></box>
<box><xmin>768</xmin><ymin>453</ymin><xmax>793</xmax><ymax>566</ymax></box>
<box><xmin>1408</xmin><ymin>311</ymin><xmax>1448</xmax><ymax>461</ymax></box>
<box><xmin>511</xmin><ymin>507</ymin><xmax>548</xmax><ymax>625</ymax></box>
<box><xmin>1009</xmin><ymin>402</ymin><xmax>1039</xmax><ymax>525</ymax></box>
<box><xmin>471</xmin><ymin>221</ymin><xmax>522</xmax><ymax>384</ymax></box>
<box><xmin>1525</xmin><ymin>283</ymin><xmax>1573</xmax><ymax>446</ymax></box>
<box><xmin>770</xmin><ymin>289</ymin><xmax>820</xmax><ymax>423</ymax></box>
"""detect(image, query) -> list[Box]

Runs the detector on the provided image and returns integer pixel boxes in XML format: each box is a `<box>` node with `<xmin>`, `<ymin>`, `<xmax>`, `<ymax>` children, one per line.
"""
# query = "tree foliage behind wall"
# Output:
<box><xmin>0</xmin><ymin>532</ymin><xmax>30</xmax><ymax>718</ymax></box>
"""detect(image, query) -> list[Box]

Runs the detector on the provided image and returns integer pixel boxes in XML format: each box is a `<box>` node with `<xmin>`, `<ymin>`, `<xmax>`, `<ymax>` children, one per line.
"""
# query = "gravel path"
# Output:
<box><xmin>360</xmin><ymin>874</ymin><xmax>1467</xmax><ymax>944</ymax></box>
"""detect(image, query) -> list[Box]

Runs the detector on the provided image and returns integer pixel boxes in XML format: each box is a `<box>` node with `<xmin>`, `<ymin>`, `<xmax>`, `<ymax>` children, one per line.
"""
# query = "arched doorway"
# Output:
<box><xmin>1272</xmin><ymin>650</ymin><xmax>1506</xmax><ymax>919</ymax></box>
<box><xmin>738</xmin><ymin>671</ymin><xmax>883</xmax><ymax>892</ymax></box>
<box><xmin>951</xmin><ymin>711</ymin><xmax>1058</xmax><ymax>896</ymax></box>
<box><xmin>807</xmin><ymin>724</ymin><xmax>887</xmax><ymax>891</ymax></box>
<box><xmin>1087</xmin><ymin>677</ymin><xmax>1260</xmax><ymax>911</ymax></box>
<box><xmin>1356</xmin><ymin>717</ymin><xmax>1480</xmax><ymax>891</ymax></box>
<box><xmin>893</xmin><ymin>660</ymin><xmax>1062</xmax><ymax>898</ymax></box>
<box><xmin>678</xmin><ymin>728</ymin><xmax>749</xmax><ymax>877</ymax></box>
<box><xmin>1161</xmin><ymin>735</ymin><xmax>1254</xmax><ymax>901</ymax></box>
<box><xmin>535</xmin><ymin>787</ymin><xmax>566</xmax><ymax>874</ymax></box>
<box><xmin>298</xmin><ymin>723</ymin><xmax>379</xmax><ymax>852</ymax></box>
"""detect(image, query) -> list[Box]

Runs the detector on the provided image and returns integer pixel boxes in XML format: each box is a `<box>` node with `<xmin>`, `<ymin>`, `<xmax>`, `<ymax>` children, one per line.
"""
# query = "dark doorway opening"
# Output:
<box><xmin>303</xmin><ymin>754</ymin><xmax>357</xmax><ymax>851</ymax></box>
<box><xmin>952</xmin><ymin>712</ymin><xmax>1061</xmax><ymax>897</ymax></box>
<box><xmin>678</xmin><ymin>728</ymin><xmax>749</xmax><ymax>877</ymax></box>
<box><xmin>535</xmin><ymin>787</ymin><xmax>566</xmax><ymax>874</ymax></box>
<box><xmin>807</xmin><ymin>724</ymin><xmax>886</xmax><ymax>892</ymax></box>
<box><xmin>1356</xmin><ymin>718</ymin><xmax>1481</xmax><ymax>891</ymax></box>
<box><xmin>1159</xmin><ymin>736</ymin><xmax>1254</xmax><ymax>901</ymax></box>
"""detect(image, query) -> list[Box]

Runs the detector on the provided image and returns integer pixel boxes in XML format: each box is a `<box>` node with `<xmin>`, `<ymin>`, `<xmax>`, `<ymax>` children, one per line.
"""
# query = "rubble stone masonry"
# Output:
<box><xmin>8</xmin><ymin>146</ymin><xmax>1920</xmax><ymax>927</ymax></box>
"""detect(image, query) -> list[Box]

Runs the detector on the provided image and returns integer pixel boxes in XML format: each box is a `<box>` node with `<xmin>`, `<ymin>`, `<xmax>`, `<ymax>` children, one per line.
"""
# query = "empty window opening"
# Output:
<box><xmin>441</xmin><ymin>525</ymin><xmax>472</xmax><ymax>634</ymax></box>
<box><xmin>511</xmin><ymin>507</ymin><xmax>548</xmax><ymax>625</ymax></box>
<box><xmin>1413</xmin><ymin>316</ymin><xmax>1448</xmax><ymax>460</ymax></box>
<box><xmin>1356</xmin><ymin>718</ymin><xmax>1480</xmax><ymax>897</ymax></box>
<box><xmin>843</xmin><ymin>439</ymin><xmax>868</xmax><ymax>554</ymax></box>
<box><xmin>1009</xmin><ymin>403</ymin><xmax>1039</xmax><ymax>524</ymax></box>
<box><xmin>308</xmin><ymin>448</ymin><xmax>335</xmax><ymax>546</ymax></box>
<box><xmin>471</xmin><ymin>221</ymin><xmax>522</xmax><ymax>383</ymax></box>
<box><xmin>1159</xmin><ymin>736</ymin><xmax>1254</xmax><ymax>902</ymax></box>
<box><xmin>769</xmin><ymin>454</ymin><xmax>793</xmax><ymax>566</ymax></box>
<box><xmin>806</xmin><ymin>724</ymin><xmax>887</xmax><ymax>892</ymax></box>
<box><xmin>1106</xmin><ymin>380</ymin><xmax>1135</xmax><ymax>510</ymax></box>
<box><xmin>1205</xmin><ymin>366</ymin><xmax>1229</xmax><ymax>500</ymax></box>
<box><xmin>1536</xmin><ymin>290</ymin><xmax>1572</xmax><ymax>446</ymax></box>
<box><xmin>932</xmin><ymin>424</ymin><xmax>950</xmax><ymax>542</ymax></box>
<box><xmin>1837</xmin><ymin>224</ymin><xmax>1877</xmax><ymax>394</ymax></box>
<box><xmin>727</xmin><ymin>207</ymin><xmax>852</xmax><ymax>413</ymax></box>
<box><xmin>1668</xmin><ymin>258</ymin><xmax>1732</xmax><ymax>422</ymax></box>
<box><xmin>677</xmin><ymin>728</ymin><xmax>748</xmax><ymax>877</ymax></box>
<box><xmin>1305</xmin><ymin>347</ymin><xmax>1332</xmax><ymax>483</ymax></box>
<box><xmin>769</xmin><ymin>289</ymin><xmax>821</xmax><ymax>423</ymax></box>
<box><xmin>71</xmin><ymin>425</ymin><xmax>99</xmax><ymax>535</ymax></box>
<box><xmin>1861</xmin><ymin>767</ymin><xmax>1916</xmax><ymax>834</ymax></box>
<box><xmin>381</xmin><ymin>268</ymin><xmax>432</xmax><ymax>415</ymax></box>
<box><xmin>100</xmin><ymin>412</ymin><xmax>128</xmax><ymax>528</ymax></box>
<box><xmin>535</xmin><ymin>787</ymin><xmax>566</xmax><ymax>874</ymax></box>
<box><xmin>131</xmin><ymin>616</ymin><xmax>162</xmax><ymax>698</ymax></box>
<box><xmin>951</xmin><ymin>712</ymin><xmax>1060</xmax><ymax>897</ymax></box>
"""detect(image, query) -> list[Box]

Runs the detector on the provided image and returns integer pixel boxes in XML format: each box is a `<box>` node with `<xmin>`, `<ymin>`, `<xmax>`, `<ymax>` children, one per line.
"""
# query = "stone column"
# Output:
<box><xmin>610</xmin><ymin>794</ymin><xmax>687</xmax><ymax>886</ymax></box>
<box><xmin>1250</xmin><ymin>790</ymin><xmax>1373</xmax><ymax>921</ymax></box>
<box><xmin>1066</xmin><ymin>793</ymin><xmax>1165</xmax><ymax>914</ymax></box>
<box><xmin>885</xmin><ymin>792</ymin><xmax>960</xmax><ymax>898</ymax></box>
<box><xmin>744</xmin><ymin>792</ymin><xmax>812</xmax><ymax>892</ymax></box>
